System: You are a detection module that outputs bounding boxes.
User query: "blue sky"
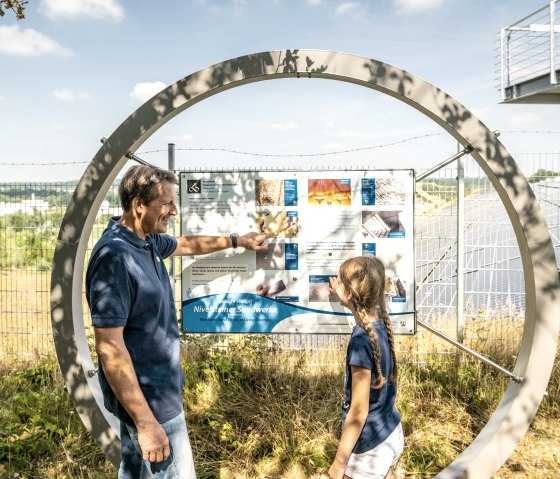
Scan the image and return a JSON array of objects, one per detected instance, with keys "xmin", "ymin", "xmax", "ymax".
[{"xmin": 1, "ymin": 0, "xmax": 558, "ymax": 182}]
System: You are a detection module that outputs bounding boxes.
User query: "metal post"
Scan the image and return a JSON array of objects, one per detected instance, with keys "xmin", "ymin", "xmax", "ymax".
[
  {"xmin": 506, "ymin": 31, "xmax": 512, "ymax": 92},
  {"xmin": 551, "ymin": 0, "xmax": 557, "ymax": 85},
  {"xmin": 417, "ymin": 319, "xmax": 523, "ymax": 383},
  {"xmin": 457, "ymin": 145, "xmax": 465, "ymax": 342},
  {"xmin": 500, "ymin": 28, "xmax": 506, "ymax": 101},
  {"xmin": 168, "ymin": 143, "xmax": 176, "ymax": 293},
  {"xmin": 125, "ymin": 151, "xmax": 151, "ymax": 165},
  {"xmin": 415, "ymin": 146, "xmax": 472, "ymax": 182}
]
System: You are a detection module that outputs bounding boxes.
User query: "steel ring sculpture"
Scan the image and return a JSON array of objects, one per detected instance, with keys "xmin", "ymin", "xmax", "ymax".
[{"xmin": 50, "ymin": 50, "xmax": 560, "ymax": 478}]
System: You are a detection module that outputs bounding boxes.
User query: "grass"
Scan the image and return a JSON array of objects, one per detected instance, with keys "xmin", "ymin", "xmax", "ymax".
[
  {"xmin": 1, "ymin": 331, "xmax": 559, "ymax": 479},
  {"xmin": 0, "ymin": 269, "xmax": 53, "ymax": 357},
  {"xmin": 0, "ymin": 359, "xmax": 113, "ymax": 478}
]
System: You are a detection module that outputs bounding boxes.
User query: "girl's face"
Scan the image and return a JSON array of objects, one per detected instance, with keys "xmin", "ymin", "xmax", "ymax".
[{"xmin": 329, "ymin": 274, "xmax": 352, "ymax": 308}]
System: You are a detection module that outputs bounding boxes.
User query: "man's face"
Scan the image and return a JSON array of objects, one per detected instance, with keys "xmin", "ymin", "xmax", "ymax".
[{"xmin": 140, "ymin": 181, "xmax": 178, "ymax": 235}]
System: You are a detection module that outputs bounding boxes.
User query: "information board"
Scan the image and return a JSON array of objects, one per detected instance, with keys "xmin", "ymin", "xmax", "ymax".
[{"xmin": 180, "ymin": 170, "xmax": 416, "ymax": 335}]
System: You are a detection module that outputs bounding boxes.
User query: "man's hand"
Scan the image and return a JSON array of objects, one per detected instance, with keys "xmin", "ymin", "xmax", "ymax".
[
  {"xmin": 137, "ymin": 421, "xmax": 170, "ymax": 463},
  {"xmin": 257, "ymin": 214, "xmax": 291, "ymax": 237},
  {"xmin": 238, "ymin": 231, "xmax": 273, "ymax": 251},
  {"xmin": 256, "ymin": 284, "xmax": 271, "ymax": 297},
  {"xmin": 94, "ymin": 326, "xmax": 170, "ymax": 463}
]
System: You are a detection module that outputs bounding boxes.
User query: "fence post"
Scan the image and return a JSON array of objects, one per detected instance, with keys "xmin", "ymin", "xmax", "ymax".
[
  {"xmin": 551, "ymin": 0, "xmax": 557, "ymax": 85},
  {"xmin": 168, "ymin": 143, "xmax": 176, "ymax": 293},
  {"xmin": 457, "ymin": 145, "xmax": 465, "ymax": 342},
  {"xmin": 500, "ymin": 27, "xmax": 506, "ymax": 101}
]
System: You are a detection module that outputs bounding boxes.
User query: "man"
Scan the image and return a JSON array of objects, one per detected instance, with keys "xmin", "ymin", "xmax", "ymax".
[{"xmin": 86, "ymin": 165, "xmax": 272, "ymax": 478}]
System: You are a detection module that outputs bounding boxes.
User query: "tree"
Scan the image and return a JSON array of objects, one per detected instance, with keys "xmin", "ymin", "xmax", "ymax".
[{"xmin": 0, "ymin": 1, "xmax": 28, "ymax": 20}]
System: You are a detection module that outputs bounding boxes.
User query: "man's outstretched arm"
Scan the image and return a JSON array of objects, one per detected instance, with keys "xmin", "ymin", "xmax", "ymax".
[{"xmin": 172, "ymin": 231, "xmax": 273, "ymax": 256}]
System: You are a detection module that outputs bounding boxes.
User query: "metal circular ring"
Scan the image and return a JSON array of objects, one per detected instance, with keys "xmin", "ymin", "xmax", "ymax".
[{"xmin": 50, "ymin": 49, "xmax": 560, "ymax": 477}]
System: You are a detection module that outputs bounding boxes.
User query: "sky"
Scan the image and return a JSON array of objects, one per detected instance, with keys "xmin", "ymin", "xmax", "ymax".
[{"xmin": 0, "ymin": 0, "xmax": 558, "ymax": 183}]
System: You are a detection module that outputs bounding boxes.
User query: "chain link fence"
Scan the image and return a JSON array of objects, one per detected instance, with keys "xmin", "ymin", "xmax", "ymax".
[{"xmin": 1, "ymin": 153, "xmax": 559, "ymax": 363}]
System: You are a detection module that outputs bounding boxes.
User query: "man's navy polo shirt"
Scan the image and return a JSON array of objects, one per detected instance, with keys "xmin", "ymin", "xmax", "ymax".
[
  {"xmin": 86, "ymin": 217, "xmax": 184, "ymax": 426},
  {"xmin": 343, "ymin": 324, "xmax": 401, "ymax": 453}
]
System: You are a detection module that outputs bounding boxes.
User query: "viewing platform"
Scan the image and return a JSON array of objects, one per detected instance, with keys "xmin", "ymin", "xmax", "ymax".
[{"xmin": 497, "ymin": 0, "xmax": 560, "ymax": 103}]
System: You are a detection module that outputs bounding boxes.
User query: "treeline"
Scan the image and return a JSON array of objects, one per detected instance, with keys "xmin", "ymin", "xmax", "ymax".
[
  {"xmin": 527, "ymin": 169, "xmax": 560, "ymax": 183},
  {"xmin": 0, "ymin": 184, "xmax": 74, "ymax": 205},
  {"xmin": 0, "ymin": 182, "xmax": 121, "ymax": 206},
  {"xmin": 419, "ymin": 171, "xmax": 560, "ymax": 192},
  {"xmin": 416, "ymin": 177, "xmax": 491, "ymax": 201}
]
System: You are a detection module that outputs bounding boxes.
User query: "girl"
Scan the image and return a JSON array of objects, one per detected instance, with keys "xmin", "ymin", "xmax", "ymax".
[{"xmin": 328, "ymin": 256, "xmax": 403, "ymax": 479}]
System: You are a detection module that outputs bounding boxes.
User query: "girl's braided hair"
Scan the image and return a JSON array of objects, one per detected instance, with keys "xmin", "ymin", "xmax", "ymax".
[{"xmin": 339, "ymin": 256, "xmax": 398, "ymax": 389}]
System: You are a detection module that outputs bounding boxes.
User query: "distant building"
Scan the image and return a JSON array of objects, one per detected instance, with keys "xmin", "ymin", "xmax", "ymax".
[
  {"xmin": 0, "ymin": 194, "xmax": 49, "ymax": 217},
  {"xmin": 98, "ymin": 200, "xmax": 122, "ymax": 217}
]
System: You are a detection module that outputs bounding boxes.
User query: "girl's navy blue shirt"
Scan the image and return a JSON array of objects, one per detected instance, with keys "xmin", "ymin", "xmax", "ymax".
[{"xmin": 343, "ymin": 323, "xmax": 401, "ymax": 453}]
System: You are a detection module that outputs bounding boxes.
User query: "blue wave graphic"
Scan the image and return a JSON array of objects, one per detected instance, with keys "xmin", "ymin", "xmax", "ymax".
[{"xmin": 182, "ymin": 293, "xmax": 413, "ymax": 333}]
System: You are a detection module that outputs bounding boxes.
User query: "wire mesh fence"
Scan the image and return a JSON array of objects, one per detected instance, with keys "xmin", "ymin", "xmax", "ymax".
[{"xmin": 1, "ymin": 153, "xmax": 559, "ymax": 365}]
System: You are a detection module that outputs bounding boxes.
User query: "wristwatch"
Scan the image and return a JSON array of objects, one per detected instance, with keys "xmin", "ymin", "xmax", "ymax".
[{"xmin": 230, "ymin": 233, "xmax": 239, "ymax": 249}]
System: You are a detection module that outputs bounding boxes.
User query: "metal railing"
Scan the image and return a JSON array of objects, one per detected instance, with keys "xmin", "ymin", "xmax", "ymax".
[{"xmin": 497, "ymin": 0, "xmax": 559, "ymax": 101}]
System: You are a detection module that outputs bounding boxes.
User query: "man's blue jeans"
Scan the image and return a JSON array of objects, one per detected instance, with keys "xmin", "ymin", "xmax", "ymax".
[{"xmin": 118, "ymin": 412, "xmax": 196, "ymax": 479}]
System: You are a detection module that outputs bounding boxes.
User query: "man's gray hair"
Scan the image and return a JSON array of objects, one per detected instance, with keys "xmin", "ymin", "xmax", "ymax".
[{"xmin": 119, "ymin": 165, "xmax": 178, "ymax": 212}]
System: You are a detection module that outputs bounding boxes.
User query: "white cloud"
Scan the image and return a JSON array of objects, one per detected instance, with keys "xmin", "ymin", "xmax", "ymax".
[
  {"xmin": 193, "ymin": 0, "xmax": 247, "ymax": 13},
  {"xmin": 52, "ymin": 88, "xmax": 91, "ymax": 101},
  {"xmin": 268, "ymin": 122, "xmax": 299, "ymax": 131},
  {"xmin": 129, "ymin": 81, "xmax": 167, "ymax": 103},
  {"xmin": 52, "ymin": 89, "xmax": 74, "ymax": 101},
  {"xmin": 307, "ymin": 0, "xmax": 323, "ymax": 5},
  {"xmin": 470, "ymin": 107, "xmax": 491, "ymax": 119},
  {"xmin": 337, "ymin": 129, "xmax": 363, "ymax": 138},
  {"xmin": 393, "ymin": 0, "xmax": 447, "ymax": 14},
  {"xmin": 322, "ymin": 142, "xmax": 343, "ymax": 149},
  {"xmin": 168, "ymin": 134, "xmax": 195, "ymax": 142},
  {"xmin": 335, "ymin": 2, "xmax": 361, "ymax": 16},
  {"xmin": 0, "ymin": 25, "xmax": 73, "ymax": 56},
  {"xmin": 39, "ymin": 0, "xmax": 125, "ymax": 21},
  {"xmin": 509, "ymin": 113, "xmax": 540, "ymax": 126}
]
